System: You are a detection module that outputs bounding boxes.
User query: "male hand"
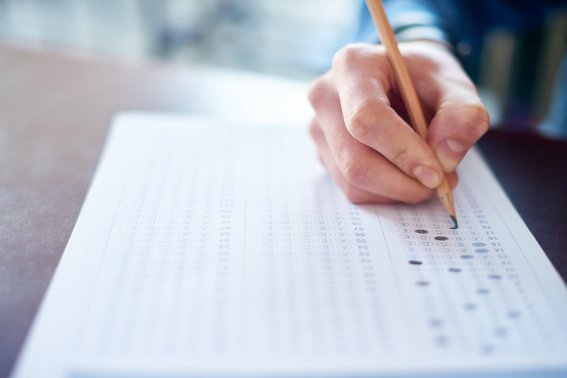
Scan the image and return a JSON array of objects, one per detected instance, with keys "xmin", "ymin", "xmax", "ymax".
[{"xmin": 308, "ymin": 41, "xmax": 489, "ymax": 204}]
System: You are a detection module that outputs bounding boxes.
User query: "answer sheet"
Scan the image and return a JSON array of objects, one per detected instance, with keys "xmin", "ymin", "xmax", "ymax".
[{"xmin": 14, "ymin": 114, "xmax": 567, "ymax": 377}]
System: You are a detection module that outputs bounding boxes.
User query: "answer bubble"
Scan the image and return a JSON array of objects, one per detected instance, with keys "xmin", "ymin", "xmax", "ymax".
[
  {"xmin": 429, "ymin": 318, "xmax": 443, "ymax": 328},
  {"xmin": 460, "ymin": 254, "xmax": 474, "ymax": 260},
  {"xmin": 416, "ymin": 280, "xmax": 430, "ymax": 287},
  {"xmin": 464, "ymin": 303, "xmax": 477, "ymax": 311},
  {"xmin": 448, "ymin": 267, "xmax": 462, "ymax": 273},
  {"xmin": 488, "ymin": 274, "xmax": 502, "ymax": 280},
  {"xmin": 408, "ymin": 260, "xmax": 423, "ymax": 265},
  {"xmin": 477, "ymin": 288, "xmax": 490, "ymax": 295},
  {"xmin": 472, "ymin": 242, "xmax": 486, "ymax": 247},
  {"xmin": 434, "ymin": 236, "xmax": 448, "ymax": 241},
  {"xmin": 475, "ymin": 248, "xmax": 490, "ymax": 253},
  {"xmin": 415, "ymin": 229, "xmax": 429, "ymax": 234},
  {"xmin": 435, "ymin": 335, "xmax": 449, "ymax": 347},
  {"xmin": 495, "ymin": 327, "xmax": 508, "ymax": 337}
]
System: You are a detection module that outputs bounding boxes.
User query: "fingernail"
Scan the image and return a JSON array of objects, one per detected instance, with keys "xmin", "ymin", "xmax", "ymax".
[
  {"xmin": 412, "ymin": 165, "xmax": 441, "ymax": 189},
  {"xmin": 436, "ymin": 139, "xmax": 465, "ymax": 172}
]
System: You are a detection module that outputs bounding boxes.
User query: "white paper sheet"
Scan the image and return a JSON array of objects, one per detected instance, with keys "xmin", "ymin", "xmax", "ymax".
[{"xmin": 14, "ymin": 113, "xmax": 567, "ymax": 377}]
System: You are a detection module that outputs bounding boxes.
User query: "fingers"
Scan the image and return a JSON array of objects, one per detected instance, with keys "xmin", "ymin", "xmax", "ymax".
[
  {"xmin": 398, "ymin": 42, "xmax": 490, "ymax": 173},
  {"xmin": 307, "ymin": 42, "xmax": 470, "ymax": 205},
  {"xmin": 308, "ymin": 119, "xmax": 392, "ymax": 204},
  {"xmin": 308, "ymin": 77, "xmax": 436, "ymax": 204},
  {"xmin": 330, "ymin": 44, "xmax": 444, "ymax": 189},
  {"xmin": 310, "ymin": 119, "xmax": 460, "ymax": 203},
  {"xmin": 427, "ymin": 97, "xmax": 490, "ymax": 173}
]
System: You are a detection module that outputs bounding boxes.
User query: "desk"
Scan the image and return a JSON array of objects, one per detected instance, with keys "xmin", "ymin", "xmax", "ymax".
[{"xmin": 1, "ymin": 43, "xmax": 566, "ymax": 377}]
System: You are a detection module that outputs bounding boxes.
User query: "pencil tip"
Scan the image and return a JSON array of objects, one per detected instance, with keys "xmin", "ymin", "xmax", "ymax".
[{"xmin": 450, "ymin": 215, "xmax": 458, "ymax": 229}]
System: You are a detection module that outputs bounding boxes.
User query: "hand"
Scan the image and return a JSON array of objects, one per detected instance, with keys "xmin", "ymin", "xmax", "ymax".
[{"xmin": 307, "ymin": 41, "xmax": 489, "ymax": 204}]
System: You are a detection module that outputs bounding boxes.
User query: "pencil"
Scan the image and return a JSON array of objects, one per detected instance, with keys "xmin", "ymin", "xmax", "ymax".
[{"xmin": 365, "ymin": 0, "xmax": 458, "ymax": 229}]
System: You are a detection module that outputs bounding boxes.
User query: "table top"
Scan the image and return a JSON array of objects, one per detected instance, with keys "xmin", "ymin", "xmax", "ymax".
[{"xmin": 1, "ymin": 42, "xmax": 566, "ymax": 377}]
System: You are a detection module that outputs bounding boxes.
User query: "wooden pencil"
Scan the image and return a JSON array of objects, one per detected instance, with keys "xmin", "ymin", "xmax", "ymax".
[{"xmin": 365, "ymin": 0, "xmax": 458, "ymax": 228}]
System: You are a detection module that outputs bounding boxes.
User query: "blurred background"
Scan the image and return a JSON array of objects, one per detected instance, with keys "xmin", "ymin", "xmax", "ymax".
[
  {"xmin": 0, "ymin": 0, "xmax": 565, "ymax": 138},
  {"xmin": 0, "ymin": 0, "xmax": 358, "ymax": 78}
]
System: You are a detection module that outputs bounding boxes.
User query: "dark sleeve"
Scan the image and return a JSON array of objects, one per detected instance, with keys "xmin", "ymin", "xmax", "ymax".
[
  {"xmin": 355, "ymin": 0, "xmax": 450, "ymax": 45},
  {"xmin": 354, "ymin": 0, "xmax": 564, "ymax": 79},
  {"xmin": 356, "ymin": 0, "xmax": 564, "ymax": 47}
]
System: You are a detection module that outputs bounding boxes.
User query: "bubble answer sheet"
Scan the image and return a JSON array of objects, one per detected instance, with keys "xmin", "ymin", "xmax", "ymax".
[{"xmin": 13, "ymin": 113, "xmax": 567, "ymax": 378}]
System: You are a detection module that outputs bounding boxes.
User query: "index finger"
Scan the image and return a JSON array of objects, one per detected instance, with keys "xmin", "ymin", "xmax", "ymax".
[{"xmin": 332, "ymin": 44, "xmax": 444, "ymax": 189}]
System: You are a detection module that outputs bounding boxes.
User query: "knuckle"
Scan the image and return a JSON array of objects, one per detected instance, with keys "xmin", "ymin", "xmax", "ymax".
[
  {"xmin": 391, "ymin": 144, "xmax": 412, "ymax": 168},
  {"xmin": 332, "ymin": 44, "xmax": 366, "ymax": 70},
  {"xmin": 345, "ymin": 104, "xmax": 376, "ymax": 141},
  {"xmin": 307, "ymin": 78, "xmax": 326, "ymax": 110},
  {"xmin": 461, "ymin": 103, "xmax": 490, "ymax": 139},
  {"xmin": 333, "ymin": 44, "xmax": 391, "ymax": 84},
  {"xmin": 340, "ymin": 156, "xmax": 369, "ymax": 188}
]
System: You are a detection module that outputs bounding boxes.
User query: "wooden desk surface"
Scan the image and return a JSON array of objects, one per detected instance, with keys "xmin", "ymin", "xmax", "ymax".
[{"xmin": 1, "ymin": 42, "xmax": 566, "ymax": 377}]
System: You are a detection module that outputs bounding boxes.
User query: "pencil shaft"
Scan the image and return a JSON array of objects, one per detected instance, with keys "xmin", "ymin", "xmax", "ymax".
[{"xmin": 365, "ymin": 0, "xmax": 457, "ymax": 221}]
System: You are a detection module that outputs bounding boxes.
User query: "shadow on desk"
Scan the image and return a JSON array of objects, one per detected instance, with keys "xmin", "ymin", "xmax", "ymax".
[{"xmin": 478, "ymin": 129, "xmax": 567, "ymax": 283}]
